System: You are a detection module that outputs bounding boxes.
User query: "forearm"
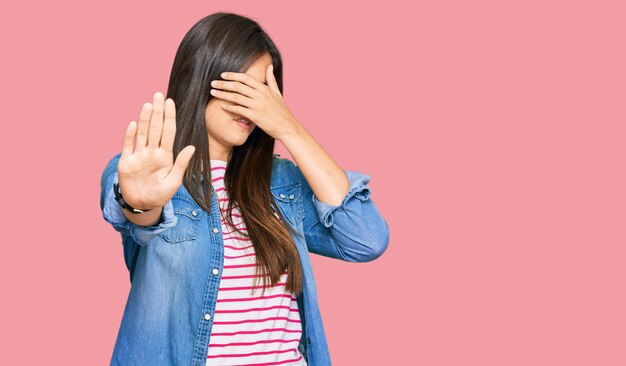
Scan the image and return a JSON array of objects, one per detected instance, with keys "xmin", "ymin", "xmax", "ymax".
[{"xmin": 279, "ymin": 122, "xmax": 349, "ymax": 207}]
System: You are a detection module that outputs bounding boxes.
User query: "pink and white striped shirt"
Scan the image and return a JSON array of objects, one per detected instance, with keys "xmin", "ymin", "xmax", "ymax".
[{"xmin": 206, "ymin": 159, "xmax": 307, "ymax": 366}]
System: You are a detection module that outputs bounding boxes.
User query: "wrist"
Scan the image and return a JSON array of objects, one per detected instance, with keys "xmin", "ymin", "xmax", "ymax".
[
  {"xmin": 113, "ymin": 182, "xmax": 154, "ymax": 214},
  {"xmin": 277, "ymin": 119, "xmax": 305, "ymax": 143}
]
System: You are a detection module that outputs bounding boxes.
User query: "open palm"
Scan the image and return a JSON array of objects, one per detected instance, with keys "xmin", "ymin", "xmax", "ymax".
[{"xmin": 117, "ymin": 92, "xmax": 196, "ymax": 211}]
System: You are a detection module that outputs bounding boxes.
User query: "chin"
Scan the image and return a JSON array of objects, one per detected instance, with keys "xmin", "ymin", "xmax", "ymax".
[{"xmin": 227, "ymin": 133, "xmax": 253, "ymax": 146}]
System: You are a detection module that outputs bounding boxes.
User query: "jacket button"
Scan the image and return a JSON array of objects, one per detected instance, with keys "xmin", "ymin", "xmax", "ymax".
[
  {"xmin": 280, "ymin": 194, "xmax": 285, "ymax": 198},
  {"xmin": 192, "ymin": 210, "xmax": 197, "ymax": 216},
  {"xmin": 212, "ymin": 268, "xmax": 219, "ymax": 275},
  {"xmin": 213, "ymin": 228, "xmax": 219, "ymax": 233},
  {"xmin": 289, "ymin": 194, "xmax": 295, "ymax": 200},
  {"xmin": 204, "ymin": 313, "xmax": 211, "ymax": 320}
]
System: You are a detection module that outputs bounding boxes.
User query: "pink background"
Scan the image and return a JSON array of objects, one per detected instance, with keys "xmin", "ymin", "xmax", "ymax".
[{"xmin": 2, "ymin": 1, "xmax": 625, "ymax": 365}]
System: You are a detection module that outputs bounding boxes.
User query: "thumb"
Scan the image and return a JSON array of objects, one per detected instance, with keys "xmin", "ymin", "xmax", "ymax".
[{"xmin": 169, "ymin": 145, "xmax": 196, "ymax": 186}]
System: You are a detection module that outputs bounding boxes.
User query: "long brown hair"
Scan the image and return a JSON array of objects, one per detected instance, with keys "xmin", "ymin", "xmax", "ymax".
[{"xmin": 165, "ymin": 12, "xmax": 302, "ymax": 295}]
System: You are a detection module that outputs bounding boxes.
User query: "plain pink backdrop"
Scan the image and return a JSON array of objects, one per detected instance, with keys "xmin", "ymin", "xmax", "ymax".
[{"xmin": 2, "ymin": 1, "xmax": 625, "ymax": 365}]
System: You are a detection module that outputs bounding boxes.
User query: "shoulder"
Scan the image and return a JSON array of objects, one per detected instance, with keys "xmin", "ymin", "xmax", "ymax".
[
  {"xmin": 107, "ymin": 151, "xmax": 122, "ymax": 166},
  {"xmin": 272, "ymin": 154, "xmax": 298, "ymax": 173},
  {"xmin": 271, "ymin": 154, "xmax": 300, "ymax": 186},
  {"xmin": 103, "ymin": 152, "xmax": 123, "ymax": 176},
  {"xmin": 101, "ymin": 152, "xmax": 122, "ymax": 186},
  {"xmin": 273, "ymin": 153, "xmax": 293, "ymax": 166}
]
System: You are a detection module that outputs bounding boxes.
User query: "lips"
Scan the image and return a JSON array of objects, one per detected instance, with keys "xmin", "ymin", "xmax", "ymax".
[{"xmin": 234, "ymin": 116, "xmax": 253, "ymax": 125}]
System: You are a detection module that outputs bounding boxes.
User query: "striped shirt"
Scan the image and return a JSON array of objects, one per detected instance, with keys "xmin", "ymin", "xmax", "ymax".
[{"xmin": 206, "ymin": 159, "xmax": 307, "ymax": 366}]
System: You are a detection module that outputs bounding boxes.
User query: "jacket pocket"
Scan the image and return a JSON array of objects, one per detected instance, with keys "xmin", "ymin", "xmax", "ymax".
[
  {"xmin": 271, "ymin": 182, "xmax": 304, "ymax": 226},
  {"xmin": 157, "ymin": 195, "xmax": 201, "ymax": 244}
]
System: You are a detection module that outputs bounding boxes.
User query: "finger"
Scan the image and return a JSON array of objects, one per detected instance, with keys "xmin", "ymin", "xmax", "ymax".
[
  {"xmin": 221, "ymin": 103, "xmax": 254, "ymax": 120},
  {"xmin": 121, "ymin": 121, "xmax": 137, "ymax": 158},
  {"xmin": 161, "ymin": 98, "xmax": 176, "ymax": 153},
  {"xmin": 148, "ymin": 91, "xmax": 165, "ymax": 148},
  {"xmin": 266, "ymin": 64, "xmax": 282, "ymax": 96},
  {"xmin": 220, "ymin": 71, "xmax": 264, "ymax": 91},
  {"xmin": 211, "ymin": 79, "xmax": 257, "ymax": 99},
  {"xmin": 168, "ymin": 145, "xmax": 196, "ymax": 187},
  {"xmin": 135, "ymin": 102, "xmax": 152, "ymax": 152},
  {"xmin": 210, "ymin": 88, "xmax": 256, "ymax": 109}
]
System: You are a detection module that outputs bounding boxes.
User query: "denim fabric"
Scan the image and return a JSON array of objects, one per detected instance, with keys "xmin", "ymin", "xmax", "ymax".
[{"xmin": 100, "ymin": 152, "xmax": 390, "ymax": 366}]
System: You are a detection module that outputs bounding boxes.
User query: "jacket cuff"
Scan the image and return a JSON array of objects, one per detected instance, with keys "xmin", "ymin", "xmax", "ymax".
[
  {"xmin": 311, "ymin": 169, "xmax": 372, "ymax": 228},
  {"xmin": 102, "ymin": 172, "xmax": 177, "ymax": 245}
]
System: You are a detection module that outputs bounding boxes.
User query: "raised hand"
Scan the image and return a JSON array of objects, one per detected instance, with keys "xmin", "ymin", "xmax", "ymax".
[
  {"xmin": 209, "ymin": 64, "xmax": 301, "ymax": 141},
  {"xmin": 117, "ymin": 91, "xmax": 196, "ymax": 211}
]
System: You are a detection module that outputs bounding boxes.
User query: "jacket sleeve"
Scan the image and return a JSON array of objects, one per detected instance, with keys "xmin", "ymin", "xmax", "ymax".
[
  {"xmin": 290, "ymin": 160, "xmax": 390, "ymax": 262},
  {"xmin": 99, "ymin": 152, "xmax": 177, "ymax": 246}
]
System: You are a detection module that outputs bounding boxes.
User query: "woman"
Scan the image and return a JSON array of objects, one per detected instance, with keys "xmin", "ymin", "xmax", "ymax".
[{"xmin": 100, "ymin": 12, "xmax": 390, "ymax": 366}]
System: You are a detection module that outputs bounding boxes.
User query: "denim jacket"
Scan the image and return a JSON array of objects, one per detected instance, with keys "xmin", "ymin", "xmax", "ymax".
[{"xmin": 99, "ymin": 152, "xmax": 390, "ymax": 366}]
